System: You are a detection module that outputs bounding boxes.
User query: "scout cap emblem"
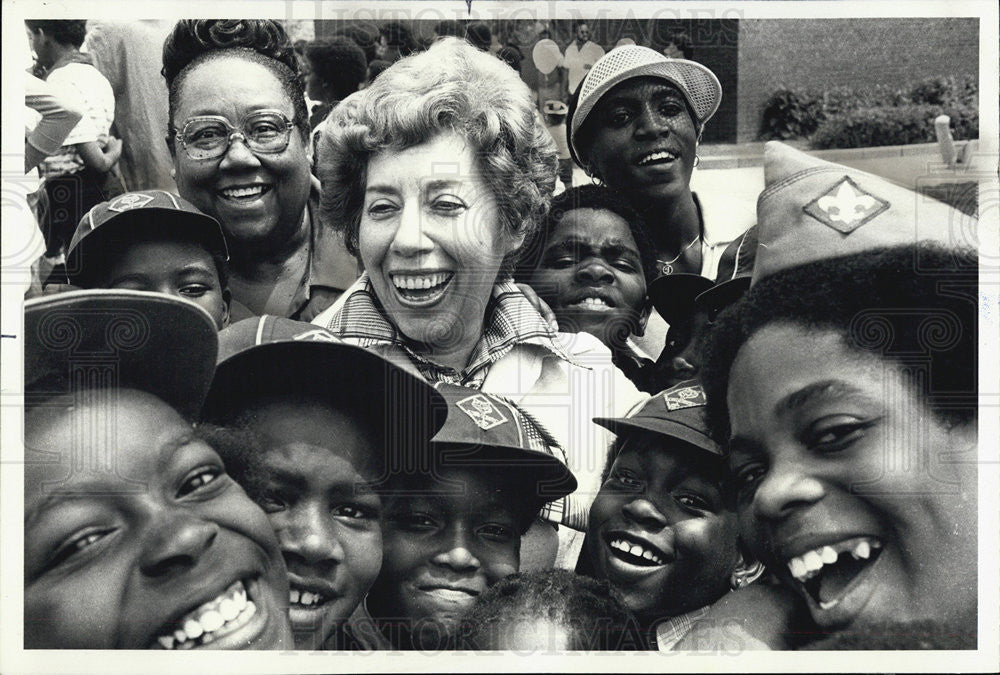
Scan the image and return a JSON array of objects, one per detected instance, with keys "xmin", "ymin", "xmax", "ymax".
[
  {"xmin": 456, "ymin": 393, "xmax": 509, "ymax": 430},
  {"xmin": 107, "ymin": 193, "xmax": 155, "ymax": 212},
  {"xmin": 803, "ymin": 176, "xmax": 891, "ymax": 234}
]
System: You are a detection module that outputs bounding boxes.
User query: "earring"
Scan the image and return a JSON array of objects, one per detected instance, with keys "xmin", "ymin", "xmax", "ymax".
[
  {"xmin": 730, "ymin": 561, "xmax": 765, "ymax": 590},
  {"xmin": 591, "ymin": 174, "xmax": 603, "ymax": 186},
  {"xmin": 693, "ymin": 154, "xmax": 701, "ymax": 168}
]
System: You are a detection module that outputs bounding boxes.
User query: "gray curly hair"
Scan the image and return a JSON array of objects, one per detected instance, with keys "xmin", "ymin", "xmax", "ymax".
[{"xmin": 315, "ymin": 37, "xmax": 558, "ymax": 273}]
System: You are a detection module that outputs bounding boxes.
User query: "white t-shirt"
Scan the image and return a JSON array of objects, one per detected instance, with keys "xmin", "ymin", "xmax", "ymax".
[
  {"xmin": 39, "ymin": 63, "xmax": 115, "ymax": 178},
  {"xmin": 562, "ymin": 40, "xmax": 605, "ymax": 95}
]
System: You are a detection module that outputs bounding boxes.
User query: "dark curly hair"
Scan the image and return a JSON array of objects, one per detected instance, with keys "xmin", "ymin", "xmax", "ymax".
[
  {"xmin": 162, "ymin": 19, "xmax": 308, "ymax": 140},
  {"xmin": 304, "ymin": 37, "xmax": 367, "ymax": 102},
  {"xmin": 24, "ymin": 20, "xmax": 87, "ymax": 48},
  {"xmin": 701, "ymin": 244, "xmax": 978, "ymax": 446},
  {"xmin": 515, "ymin": 184, "xmax": 660, "ymax": 285},
  {"xmin": 458, "ymin": 570, "xmax": 644, "ymax": 651}
]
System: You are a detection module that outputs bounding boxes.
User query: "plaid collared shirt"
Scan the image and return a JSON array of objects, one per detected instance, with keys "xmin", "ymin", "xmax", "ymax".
[
  {"xmin": 321, "ymin": 273, "xmax": 577, "ymax": 388},
  {"xmin": 653, "ymin": 606, "xmax": 711, "ymax": 651}
]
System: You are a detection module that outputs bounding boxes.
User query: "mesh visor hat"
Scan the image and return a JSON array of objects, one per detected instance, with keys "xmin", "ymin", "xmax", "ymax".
[{"xmin": 568, "ymin": 45, "xmax": 722, "ymax": 167}]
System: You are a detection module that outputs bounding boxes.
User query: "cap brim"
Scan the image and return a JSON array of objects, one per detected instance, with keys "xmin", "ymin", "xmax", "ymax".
[
  {"xmin": 202, "ymin": 340, "xmax": 446, "ymax": 448},
  {"xmin": 571, "ymin": 57, "xmax": 722, "ymax": 161},
  {"xmin": 647, "ymin": 273, "xmax": 715, "ymax": 322},
  {"xmin": 694, "ymin": 277, "xmax": 751, "ymax": 317},
  {"xmin": 66, "ymin": 208, "xmax": 229, "ymax": 286},
  {"xmin": 25, "ymin": 289, "xmax": 219, "ymax": 421},
  {"xmin": 430, "ymin": 441, "xmax": 578, "ymax": 502},
  {"xmin": 592, "ymin": 416, "xmax": 719, "ymax": 456}
]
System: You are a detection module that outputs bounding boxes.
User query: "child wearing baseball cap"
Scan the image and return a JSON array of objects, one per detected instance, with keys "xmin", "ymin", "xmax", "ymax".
[
  {"xmin": 364, "ymin": 383, "xmax": 578, "ymax": 650},
  {"xmin": 23, "ymin": 289, "xmax": 294, "ymax": 650},
  {"xmin": 199, "ymin": 315, "xmax": 446, "ymax": 650},
  {"xmin": 579, "ymin": 380, "xmax": 762, "ymax": 650},
  {"xmin": 64, "ymin": 190, "xmax": 244, "ymax": 329}
]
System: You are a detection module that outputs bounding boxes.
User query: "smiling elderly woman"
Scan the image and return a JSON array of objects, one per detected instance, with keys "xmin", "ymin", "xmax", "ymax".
[{"xmin": 313, "ymin": 38, "xmax": 643, "ymax": 570}]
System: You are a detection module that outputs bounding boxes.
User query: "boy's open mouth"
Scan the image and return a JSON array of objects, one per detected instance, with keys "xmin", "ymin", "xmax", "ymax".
[
  {"xmin": 151, "ymin": 577, "xmax": 259, "ymax": 650},
  {"xmin": 390, "ymin": 272, "xmax": 454, "ymax": 305},
  {"xmin": 785, "ymin": 536, "xmax": 883, "ymax": 610},
  {"xmin": 567, "ymin": 296, "xmax": 617, "ymax": 312},
  {"xmin": 604, "ymin": 532, "xmax": 669, "ymax": 568},
  {"xmin": 288, "ymin": 581, "xmax": 337, "ymax": 612}
]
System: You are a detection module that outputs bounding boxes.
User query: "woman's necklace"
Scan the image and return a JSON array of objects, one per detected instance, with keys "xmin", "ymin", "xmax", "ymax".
[{"xmin": 656, "ymin": 233, "xmax": 701, "ymax": 276}]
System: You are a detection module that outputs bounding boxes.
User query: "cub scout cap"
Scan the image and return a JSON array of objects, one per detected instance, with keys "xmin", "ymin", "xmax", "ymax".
[{"xmin": 593, "ymin": 380, "xmax": 719, "ymax": 456}]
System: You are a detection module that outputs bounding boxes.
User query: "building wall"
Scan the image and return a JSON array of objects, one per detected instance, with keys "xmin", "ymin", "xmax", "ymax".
[{"xmin": 736, "ymin": 18, "xmax": 979, "ymax": 142}]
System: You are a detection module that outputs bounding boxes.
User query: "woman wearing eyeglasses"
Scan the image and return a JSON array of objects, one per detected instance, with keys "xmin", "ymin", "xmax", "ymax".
[{"xmin": 162, "ymin": 20, "xmax": 358, "ymax": 320}]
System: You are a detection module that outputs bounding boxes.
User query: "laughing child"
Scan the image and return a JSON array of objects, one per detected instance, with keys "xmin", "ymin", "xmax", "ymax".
[
  {"xmin": 364, "ymin": 383, "xmax": 578, "ymax": 650},
  {"xmin": 579, "ymin": 380, "xmax": 762, "ymax": 650},
  {"xmin": 698, "ymin": 141, "xmax": 978, "ymax": 649},
  {"xmin": 199, "ymin": 316, "xmax": 445, "ymax": 650},
  {"xmin": 516, "ymin": 185, "xmax": 660, "ymax": 392},
  {"xmin": 23, "ymin": 290, "xmax": 293, "ymax": 650}
]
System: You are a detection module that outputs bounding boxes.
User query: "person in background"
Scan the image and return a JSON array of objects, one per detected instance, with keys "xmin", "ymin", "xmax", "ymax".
[
  {"xmin": 542, "ymin": 99, "xmax": 573, "ymax": 188},
  {"xmin": 25, "ymin": 19, "xmax": 122, "ymax": 263},
  {"xmin": 560, "ymin": 21, "xmax": 604, "ymax": 96},
  {"xmin": 376, "ymin": 21, "xmax": 418, "ymax": 62},
  {"xmin": 85, "ymin": 20, "xmax": 176, "ymax": 191},
  {"xmin": 466, "ymin": 21, "xmax": 493, "ymax": 52},
  {"xmin": 303, "ymin": 37, "xmax": 367, "ymax": 131},
  {"xmin": 662, "ymin": 31, "xmax": 693, "ymax": 60},
  {"xmin": 162, "ymin": 19, "xmax": 358, "ymax": 321},
  {"xmin": 365, "ymin": 59, "xmax": 391, "ymax": 85}
]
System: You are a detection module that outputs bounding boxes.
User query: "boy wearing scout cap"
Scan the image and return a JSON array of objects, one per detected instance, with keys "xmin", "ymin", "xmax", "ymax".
[
  {"xmin": 580, "ymin": 380, "xmax": 762, "ymax": 651},
  {"xmin": 64, "ymin": 189, "xmax": 243, "ymax": 329},
  {"xmin": 543, "ymin": 98, "xmax": 574, "ymax": 188},
  {"xmin": 697, "ymin": 141, "xmax": 978, "ymax": 649},
  {"xmin": 365, "ymin": 383, "xmax": 578, "ymax": 650},
  {"xmin": 199, "ymin": 315, "xmax": 446, "ymax": 650},
  {"xmin": 23, "ymin": 290, "xmax": 294, "ymax": 650}
]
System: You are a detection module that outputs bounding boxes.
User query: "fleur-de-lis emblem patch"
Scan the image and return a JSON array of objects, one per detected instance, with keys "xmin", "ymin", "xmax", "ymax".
[
  {"xmin": 804, "ymin": 176, "xmax": 890, "ymax": 234},
  {"xmin": 663, "ymin": 384, "xmax": 706, "ymax": 411},
  {"xmin": 107, "ymin": 193, "xmax": 154, "ymax": 212},
  {"xmin": 456, "ymin": 394, "xmax": 508, "ymax": 430}
]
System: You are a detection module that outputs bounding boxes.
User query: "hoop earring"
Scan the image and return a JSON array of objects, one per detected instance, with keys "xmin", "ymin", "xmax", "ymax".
[
  {"xmin": 730, "ymin": 561, "xmax": 765, "ymax": 590},
  {"xmin": 591, "ymin": 173, "xmax": 603, "ymax": 186},
  {"xmin": 693, "ymin": 154, "xmax": 701, "ymax": 168}
]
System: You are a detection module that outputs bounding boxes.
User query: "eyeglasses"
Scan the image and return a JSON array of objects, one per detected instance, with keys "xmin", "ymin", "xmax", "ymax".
[{"xmin": 175, "ymin": 110, "xmax": 295, "ymax": 161}]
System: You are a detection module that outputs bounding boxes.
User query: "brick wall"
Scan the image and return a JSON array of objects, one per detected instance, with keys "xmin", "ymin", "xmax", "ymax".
[{"xmin": 736, "ymin": 18, "xmax": 979, "ymax": 142}]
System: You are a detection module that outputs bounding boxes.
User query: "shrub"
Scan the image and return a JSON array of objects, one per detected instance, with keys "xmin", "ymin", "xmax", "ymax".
[
  {"xmin": 810, "ymin": 102, "xmax": 979, "ymax": 149},
  {"xmin": 760, "ymin": 75, "xmax": 979, "ymax": 147},
  {"xmin": 759, "ymin": 89, "xmax": 824, "ymax": 140}
]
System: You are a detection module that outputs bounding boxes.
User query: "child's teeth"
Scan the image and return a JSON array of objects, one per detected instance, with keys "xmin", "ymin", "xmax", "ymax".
[
  {"xmin": 803, "ymin": 550, "xmax": 823, "ymax": 572},
  {"xmin": 289, "ymin": 589, "xmax": 300, "ymax": 604},
  {"xmin": 789, "ymin": 557, "xmax": 807, "ymax": 580},
  {"xmin": 158, "ymin": 635, "xmax": 175, "ymax": 650},
  {"xmin": 629, "ymin": 544, "xmax": 643, "ymax": 557},
  {"xmin": 853, "ymin": 540, "xmax": 871, "ymax": 559},
  {"xmin": 174, "ymin": 628, "xmax": 187, "ymax": 644},
  {"xmin": 219, "ymin": 598, "xmax": 239, "ymax": 622},
  {"xmin": 183, "ymin": 618, "xmax": 204, "ymax": 640},
  {"xmin": 821, "ymin": 546, "xmax": 838, "ymax": 564},
  {"xmin": 642, "ymin": 550, "xmax": 654, "ymax": 560}
]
